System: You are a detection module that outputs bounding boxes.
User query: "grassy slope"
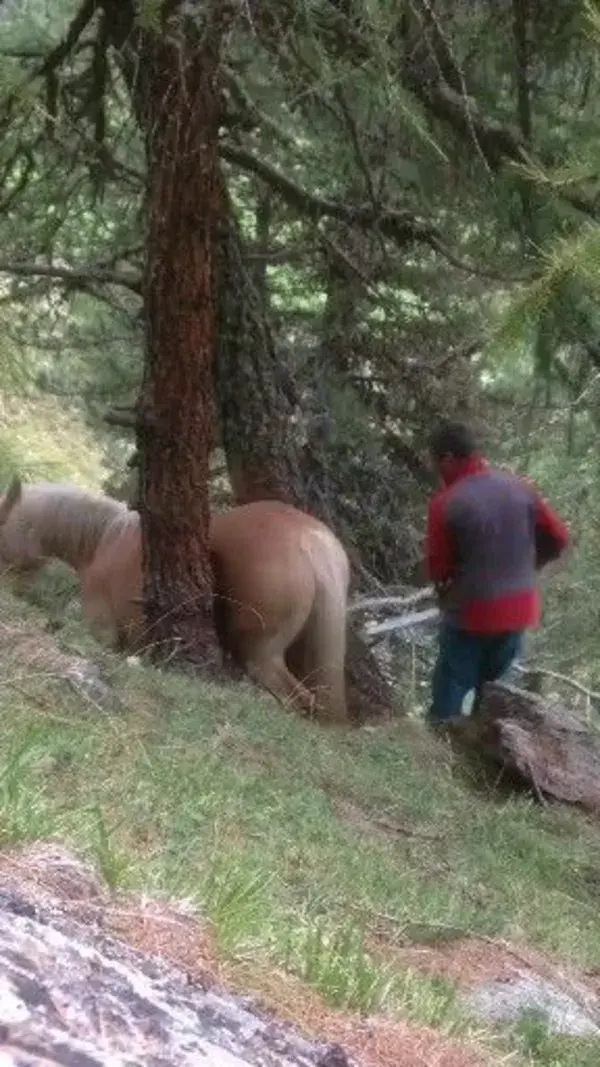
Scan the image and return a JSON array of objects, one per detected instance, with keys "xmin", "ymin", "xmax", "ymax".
[
  {"xmin": 2, "ymin": 587, "xmax": 600, "ymax": 1067},
  {"xmin": 1, "ymin": 398, "xmax": 599, "ymax": 1066}
]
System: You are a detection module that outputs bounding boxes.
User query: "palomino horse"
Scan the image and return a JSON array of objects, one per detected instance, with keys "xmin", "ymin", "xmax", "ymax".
[{"xmin": 0, "ymin": 478, "xmax": 350, "ymax": 721}]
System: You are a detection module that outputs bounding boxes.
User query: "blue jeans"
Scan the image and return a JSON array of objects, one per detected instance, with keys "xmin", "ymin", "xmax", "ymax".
[{"xmin": 429, "ymin": 624, "xmax": 523, "ymax": 723}]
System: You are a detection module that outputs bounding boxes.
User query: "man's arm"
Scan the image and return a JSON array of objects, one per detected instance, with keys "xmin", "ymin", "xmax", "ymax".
[
  {"xmin": 425, "ymin": 495, "xmax": 455, "ymax": 584},
  {"xmin": 533, "ymin": 492, "xmax": 570, "ymax": 568}
]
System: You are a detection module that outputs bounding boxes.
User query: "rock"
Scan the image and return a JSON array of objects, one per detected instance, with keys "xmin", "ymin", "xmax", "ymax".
[
  {"xmin": 447, "ymin": 682, "xmax": 600, "ymax": 812},
  {"xmin": 0, "ymin": 866, "xmax": 353, "ymax": 1067},
  {"xmin": 2, "ymin": 625, "xmax": 119, "ymax": 712},
  {"xmin": 465, "ymin": 970, "xmax": 600, "ymax": 1036},
  {"xmin": 61, "ymin": 655, "xmax": 117, "ymax": 710}
]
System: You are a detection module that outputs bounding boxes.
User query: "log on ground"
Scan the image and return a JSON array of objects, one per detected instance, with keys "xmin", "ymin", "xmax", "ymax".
[{"xmin": 447, "ymin": 682, "xmax": 600, "ymax": 813}]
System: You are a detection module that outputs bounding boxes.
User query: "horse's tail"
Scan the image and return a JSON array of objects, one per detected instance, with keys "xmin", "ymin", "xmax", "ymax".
[
  {"xmin": 303, "ymin": 529, "xmax": 350, "ymax": 721},
  {"xmin": 0, "ymin": 476, "xmax": 22, "ymax": 527}
]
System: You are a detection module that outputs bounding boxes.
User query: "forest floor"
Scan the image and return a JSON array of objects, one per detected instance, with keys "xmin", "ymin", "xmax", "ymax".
[{"xmin": 1, "ymin": 580, "xmax": 600, "ymax": 1067}]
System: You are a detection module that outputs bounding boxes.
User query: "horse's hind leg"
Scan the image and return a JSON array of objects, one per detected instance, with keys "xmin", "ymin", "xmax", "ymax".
[
  {"xmin": 285, "ymin": 635, "xmax": 329, "ymax": 712},
  {"xmin": 243, "ymin": 643, "xmax": 317, "ymax": 717}
]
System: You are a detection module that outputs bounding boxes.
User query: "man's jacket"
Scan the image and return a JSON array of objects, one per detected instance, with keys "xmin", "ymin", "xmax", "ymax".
[{"xmin": 425, "ymin": 456, "xmax": 569, "ymax": 633}]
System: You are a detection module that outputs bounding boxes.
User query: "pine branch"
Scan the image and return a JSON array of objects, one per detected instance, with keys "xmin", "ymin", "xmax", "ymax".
[
  {"xmin": 0, "ymin": 147, "xmax": 35, "ymax": 213},
  {"xmin": 0, "ymin": 0, "xmax": 99, "ymax": 135},
  {"xmin": 268, "ymin": 2, "xmax": 525, "ymax": 173},
  {"xmin": 104, "ymin": 407, "xmax": 139, "ymax": 429},
  {"xmin": 404, "ymin": 75, "xmax": 525, "ymax": 171},
  {"xmin": 223, "ymin": 142, "xmax": 536, "ymax": 281},
  {"xmin": 0, "ymin": 261, "xmax": 142, "ymax": 295},
  {"xmin": 221, "ymin": 141, "xmax": 441, "ymax": 245},
  {"xmin": 36, "ymin": 0, "xmax": 99, "ymax": 81}
]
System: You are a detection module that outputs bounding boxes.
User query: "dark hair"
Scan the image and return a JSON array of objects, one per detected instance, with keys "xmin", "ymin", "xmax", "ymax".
[{"xmin": 429, "ymin": 420, "xmax": 477, "ymax": 460}]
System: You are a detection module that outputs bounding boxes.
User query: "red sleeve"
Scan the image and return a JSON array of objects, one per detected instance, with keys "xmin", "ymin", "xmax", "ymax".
[
  {"xmin": 424, "ymin": 494, "xmax": 455, "ymax": 583},
  {"xmin": 517, "ymin": 475, "xmax": 569, "ymax": 560},
  {"xmin": 534, "ymin": 493, "xmax": 570, "ymax": 559}
]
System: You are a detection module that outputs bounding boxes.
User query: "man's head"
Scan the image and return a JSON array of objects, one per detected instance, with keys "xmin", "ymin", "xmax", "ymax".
[{"xmin": 428, "ymin": 421, "xmax": 479, "ymax": 485}]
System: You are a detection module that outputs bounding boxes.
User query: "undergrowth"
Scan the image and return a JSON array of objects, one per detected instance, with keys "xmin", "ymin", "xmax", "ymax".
[{"xmin": 0, "ymin": 588, "xmax": 599, "ymax": 1066}]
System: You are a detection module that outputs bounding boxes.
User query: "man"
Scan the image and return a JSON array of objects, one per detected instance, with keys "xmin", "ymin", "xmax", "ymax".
[{"xmin": 424, "ymin": 421, "xmax": 569, "ymax": 725}]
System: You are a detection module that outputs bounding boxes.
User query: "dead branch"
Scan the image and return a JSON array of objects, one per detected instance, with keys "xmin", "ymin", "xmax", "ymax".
[
  {"xmin": 244, "ymin": 241, "xmax": 316, "ymax": 264},
  {"xmin": 513, "ymin": 663, "xmax": 600, "ymax": 703},
  {"xmin": 0, "ymin": 148, "xmax": 35, "ymax": 213},
  {"xmin": 332, "ymin": 83, "xmax": 378, "ymax": 206},
  {"xmin": 222, "ymin": 67, "xmax": 299, "ymax": 147},
  {"xmin": 349, "ymin": 588, "xmax": 434, "ymax": 614},
  {"xmin": 364, "ymin": 607, "xmax": 440, "ymax": 637},
  {"xmin": 104, "ymin": 407, "xmax": 138, "ymax": 429},
  {"xmin": 0, "ymin": 261, "xmax": 142, "ymax": 295},
  {"xmin": 220, "ymin": 141, "xmax": 441, "ymax": 246},
  {"xmin": 36, "ymin": 0, "xmax": 98, "ymax": 82}
]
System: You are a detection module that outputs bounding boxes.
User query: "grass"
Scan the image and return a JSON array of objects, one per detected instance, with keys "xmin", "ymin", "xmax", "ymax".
[
  {"xmin": 1, "ymin": 589, "xmax": 600, "ymax": 1065},
  {"xmin": 513, "ymin": 1018, "xmax": 600, "ymax": 1067},
  {"xmin": 0, "ymin": 390, "xmax": 109, "ymax": 488}
]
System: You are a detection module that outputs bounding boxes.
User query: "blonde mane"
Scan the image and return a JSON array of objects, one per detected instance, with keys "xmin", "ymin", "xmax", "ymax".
[{"xmin": 0, "ymin": 482, "xmax": 134, "ymax": 573}]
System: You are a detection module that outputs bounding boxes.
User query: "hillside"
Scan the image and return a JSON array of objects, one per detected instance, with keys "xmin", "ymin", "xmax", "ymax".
[
  {"xmin": 0, "ymin": 392, "xmax": 111, "ymax": 489},
  {"xmin": 0, "ymin": 568, "xmax": 599, "ymax": 1067},
  {"xmin": 0, "ymin": 398, "xmax": 598, "ymax": 1064}
]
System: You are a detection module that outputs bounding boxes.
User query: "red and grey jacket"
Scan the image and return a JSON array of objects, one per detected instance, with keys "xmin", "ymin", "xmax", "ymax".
[{"xmin": 424, "ymin": 456, "xmax": 570, "ymax": 634}]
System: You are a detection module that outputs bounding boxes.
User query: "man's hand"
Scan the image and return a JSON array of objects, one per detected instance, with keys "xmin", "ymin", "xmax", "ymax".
[{"xmin": 434, "ymin": 578, "xmax": 454, "ymax": 607}]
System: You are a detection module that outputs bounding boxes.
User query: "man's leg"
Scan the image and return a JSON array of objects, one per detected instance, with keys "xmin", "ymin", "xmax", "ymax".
[
  {"xmin": 472, "ymin": 631, "xmax": 524, "ymax": 715},
  {"xmin": 428, "ymin": 624, "xmax": 482, "ymax": 724}
]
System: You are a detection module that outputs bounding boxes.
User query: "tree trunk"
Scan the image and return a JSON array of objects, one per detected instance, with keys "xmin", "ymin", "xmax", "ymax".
[
  {"xmin": 104, "ymin": 5, "xmax": 227, "ymax": 669},
  {"xmin": 251, "ymin": 182, "xmax": 272, "ymax": 311},
  {"xmin": 214, "ymin": 196, "xmax": 305, "ymax": 505},
  {"xmin": 214, "ymin": 210, "xmax": 403, "ymax": 722}
]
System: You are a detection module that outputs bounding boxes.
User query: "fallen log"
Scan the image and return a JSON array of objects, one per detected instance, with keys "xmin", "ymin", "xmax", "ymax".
[{"xmin": 446, "ymin": 682, "xmax": 600, "ymax": 813}]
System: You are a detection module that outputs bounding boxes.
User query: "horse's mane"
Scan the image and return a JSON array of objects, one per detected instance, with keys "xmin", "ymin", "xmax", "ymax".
[{"xmin": 7, "ymin": 483, "xmax": 136, "ymax": 568}]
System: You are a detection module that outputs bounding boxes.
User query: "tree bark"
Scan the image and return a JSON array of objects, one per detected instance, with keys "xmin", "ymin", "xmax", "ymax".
[
  {"xmin": 214, "ymin": 194, "xmax": 305, "ymax": 505},
  {"xmin": 251, "ymin": 182, "xmax": 272, "ymax": 310},
  {"xmin": 214, "ymin": 210, "xmax": 403, "ymax": 722},
  {"xmin": 140, "ymin": 44, "xmax": 222, "ymax": 666},
  {"xmin": 103, "ymin": 3, "xmax": 227, "ymax": 669}
]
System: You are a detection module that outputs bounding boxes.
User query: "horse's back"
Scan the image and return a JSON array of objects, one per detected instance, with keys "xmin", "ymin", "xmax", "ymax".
[{"xmin": 210, "ymin": 500, "xmax": 341, "ymax": 595}]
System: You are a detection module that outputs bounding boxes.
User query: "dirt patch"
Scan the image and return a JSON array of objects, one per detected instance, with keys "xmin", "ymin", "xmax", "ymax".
[
  {"xmin": 227, "ymin": 961, "xmax": 489, "ymax": 1067},
  {"xmin": 369, "ymin": 927, "xmax": 600, "ymax": 1024},
  {"xmin": 102, "ymin": 897, "xmax": 221, "ymax": 987},
  {"xmin": 0, "ymin": 841, "xmax": 222, "ymax": 983},
  {"xmin": 329, "ymin": 793, "xmax": 444, "ymax": 848}
]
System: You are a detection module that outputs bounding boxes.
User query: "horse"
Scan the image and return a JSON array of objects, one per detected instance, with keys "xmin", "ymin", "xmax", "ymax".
[{"xmin": 0, "ymin": 478, "xmax": 350, "ymax": 721}]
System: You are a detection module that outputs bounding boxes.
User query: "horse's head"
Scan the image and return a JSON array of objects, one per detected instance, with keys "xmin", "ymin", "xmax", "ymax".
[{"xmin": 0, "ymin": 475, "xmax": 22, "ymax": 527}]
